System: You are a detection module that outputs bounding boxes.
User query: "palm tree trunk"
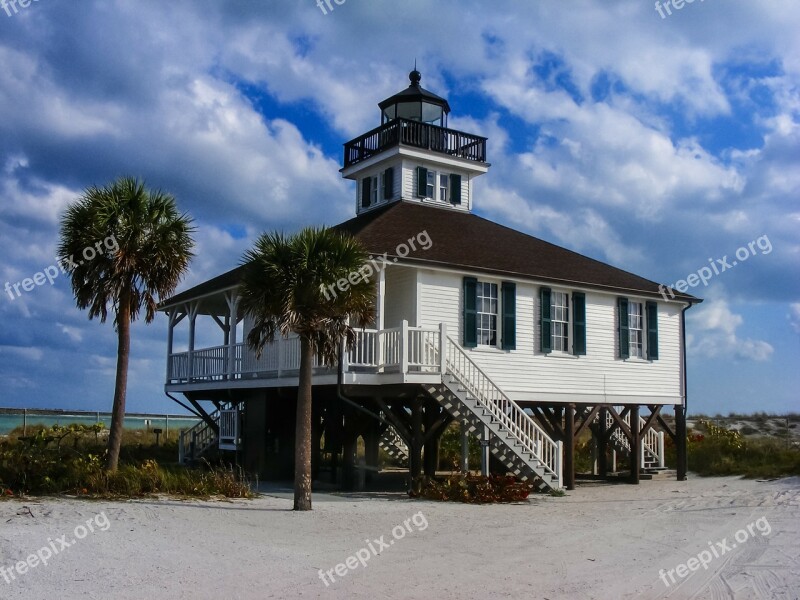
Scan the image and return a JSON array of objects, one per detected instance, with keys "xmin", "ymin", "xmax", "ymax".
[
  {"xmin": 293, "ymin": 336, "xmax": 314, "ymax": 511},
  {"xmin": 105, "ymin": 289, "xmax": 131, "ymax": 472}
]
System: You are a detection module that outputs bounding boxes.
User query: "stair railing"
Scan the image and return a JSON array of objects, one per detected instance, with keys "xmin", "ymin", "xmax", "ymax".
[
  {"xmin": 178, "ymin": 410, "xmax": 220, "ymax": 463},
  {"xmin": 444, "ymin": 335, "xmax": 562, "ymax": 487}
]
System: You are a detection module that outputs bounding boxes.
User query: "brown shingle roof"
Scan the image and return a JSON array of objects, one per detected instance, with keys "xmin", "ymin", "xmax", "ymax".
[{"xmin": 161, "ymin": 201, "xmax": 699, "ymax": 308}]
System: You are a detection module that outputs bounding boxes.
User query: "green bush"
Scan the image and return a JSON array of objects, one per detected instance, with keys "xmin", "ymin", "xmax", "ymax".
[
  {"xmin": 0, "ymin": 423, "xmax": 251, "ymax": 499},
  {"xmin": 437, "ymin": 422, "xmax": 481, "ymax": 470},
  {"xmin": 684, "ymin": 420, "xmax": 800, "ymax": 478}
]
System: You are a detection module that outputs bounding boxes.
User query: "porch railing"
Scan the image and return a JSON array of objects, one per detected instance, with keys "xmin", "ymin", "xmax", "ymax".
[
  {"xmin": 167, "ymin": 323, "xmax": 441, "ymax": 384},
  {"xmin": 343, "ymin": 118, "xmax": 487, "ymax": 168}
]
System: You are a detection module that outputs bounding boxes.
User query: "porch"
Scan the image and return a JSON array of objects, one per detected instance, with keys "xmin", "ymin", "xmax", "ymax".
[{"xmin": 165, "ymin": 321, "xmax": 445, "ymax": 390}]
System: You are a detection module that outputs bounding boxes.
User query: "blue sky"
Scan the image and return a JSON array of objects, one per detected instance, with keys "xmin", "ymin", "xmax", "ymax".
[{"xmin": 0, "ymin": 0, "xmax": 797, "ymax": 416}]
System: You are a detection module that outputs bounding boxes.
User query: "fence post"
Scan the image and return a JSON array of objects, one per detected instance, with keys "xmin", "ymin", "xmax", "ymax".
[{"xmin": 23, "ymin": 409, "xmax": 27, "ymax": 437}]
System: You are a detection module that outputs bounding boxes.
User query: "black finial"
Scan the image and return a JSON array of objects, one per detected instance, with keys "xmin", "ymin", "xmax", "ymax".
[{"xmin": 409, "ymin": 62, "xmax": 421, "ymax": 87}]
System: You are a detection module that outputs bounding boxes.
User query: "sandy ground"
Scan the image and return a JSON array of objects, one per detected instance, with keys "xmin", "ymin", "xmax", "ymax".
[{"xmin": 1, "ymin": 476, "xmax": 798, "ymax": 600}]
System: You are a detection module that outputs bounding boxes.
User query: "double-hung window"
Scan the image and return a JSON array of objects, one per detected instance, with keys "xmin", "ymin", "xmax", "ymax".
[
  {"xmin": 551, "ymin": 291, "xmax": 570, "ymax": 352},
  {"xmin": 541, "ymin": 288, "xmax": 586, "ymax": 356},
  {"xmin": 476, "ymin": 282, "xmax": 498, "ymax": 347},
  {"xmin": 416, "ymin": 166, "xmax": 462, "ymax": 205},
  {"xmin": 438, "ymin": 173, "xmax": 449, "ymax": 202},
  {"xmin": 618, "ymin": 298, "xmax": 657, "ymax": 360},
  {"xmin": 628, "ymin": 301, "xmax": 644, "ymax": 358}
]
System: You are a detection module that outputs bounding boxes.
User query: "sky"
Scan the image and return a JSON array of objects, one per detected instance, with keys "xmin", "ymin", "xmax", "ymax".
[{"xmin": 0, "ymin": 0, "xmax": 798, "ymax": 416}]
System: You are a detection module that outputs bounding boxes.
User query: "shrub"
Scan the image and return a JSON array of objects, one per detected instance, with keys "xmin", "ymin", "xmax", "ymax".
[
  {"xmin": 0, "ymin": 424, "xmax": 251, "ymax": 499},
  {"xmin": 685, "ymin": 419, "xmax": 800, "ymax": 478},
  {"xmin": 410, "ymin": 473, "xmax": 533, "ymax": 503}
]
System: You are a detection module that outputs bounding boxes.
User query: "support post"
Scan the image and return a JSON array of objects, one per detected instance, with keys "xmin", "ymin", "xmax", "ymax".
[
  {"xmin": 598, "ymin": 407, "xmax": 608, "ymax": 477},
  {"xmin": 630, "ymin": 405, "xmax": 641, "ymax": 484},
  {"xmin": 409, "ymin": 397, "xmax": 423, "ymax": 482},
  {"xmin": 658, "ymin": 431, "xmax": 665, "ymax": 469},
  {"xmin": 480, "ymin": 425, "xmax": 490, "ymax": 477},
  {"xmin": 564, "ymin": 403, "xmax": 576, "ymax": 490},
  {"xmin": 187, "ymin": 304, "xmax": 198, "ymax": 382},
  {"xmin": 377, "ymin": 267, "xmax": 385, "ymax": 331},
  {"xmin": 400, "ymin": 320, "xmax": 409, "ymax": 374},
  {"xmin": 676, "ymin": 405, "xmax": 687, "ymax": 481},
  {"xmin": 366, "ymin": 421, "xmax": 380, "ymax": 483},
  {"xmin": 423, "ymin": 404, "xmax": 440, "ymax": 477},
  {"xmin": 377, "ymin": 269, "xmax": 385, "ymax": 370},
  {"xmin": 460, "ymin": 419, "xmax": 469, "ymax": 474},
  {"xmin": 226, "ymin": 292, "xmax": 239, "ymax": 381},
  {"xmin": 439, "ymin": 323, "xmax": 447, "ymax": 375}
]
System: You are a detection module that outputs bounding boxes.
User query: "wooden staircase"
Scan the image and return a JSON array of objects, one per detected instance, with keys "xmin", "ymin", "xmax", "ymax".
[
  {"xmin": 178, "ymin": 406, "xmax": 239, "ymax": 464},
  {"xmin": 378, "ymin": 424, "xmax": 410, "ymax": 465},
  {"xmin": 587, "ymin": 409, "xmax": 665, "ymax": 473},
  {"xmin": 423, "ymin": 335, "xmax": 563, "ymax": 491}
]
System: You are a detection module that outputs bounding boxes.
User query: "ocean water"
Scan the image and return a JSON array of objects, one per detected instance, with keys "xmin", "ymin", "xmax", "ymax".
[{"xmin": 0, "ymin": 413, "xmax": 200, "ymax": 435}]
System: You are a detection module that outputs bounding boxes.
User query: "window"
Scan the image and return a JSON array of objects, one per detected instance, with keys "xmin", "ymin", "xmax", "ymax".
[
  {"xmin": 476, "ymin": 282, "xmax": 498, "ymax": 346},
  {"xmin": 551, "ymin": 291, "xmax": 570, "ymax": 352},
  {"xmin": 426, "ymin": 170, "xmax": 436, "ymax": 198},
  {"xmin": 370, "ymin": 175, "xmax": 379, "ymax": 205},
  {"xmin": 416, "ymin": 167, "xmax": 461, "ymax": 205},
  {"xmin": 361, "ymin": 168, "xmax": 394, "ymax": 209},
  {"xmin": 628, "ymin": 301, "xmax": 644, "ymax": 358},
  {"xmin": 541, "ymin": 288, "xmax": 586, "ymax": 356},
  {"xmin": 618, "ymin": 298, "xmax": 658, "ymax": 360},
  {"xmin": 438, "ymin": 173, "xmax": 449, "ymax": 202}
]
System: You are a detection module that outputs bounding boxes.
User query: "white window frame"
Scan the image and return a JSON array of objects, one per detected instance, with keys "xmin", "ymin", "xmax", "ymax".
[
  {"xmin": 425, "ymin": 169, "xmax": 436, "ymax": 199},
  {"xmin": 419, "ymin": 168, "xmax": 455, "ymax": 203},
  {"xmin": 476, "ymin": 281, "xmax": 498, "ymax": 347},
  {"xmin": 551, "ymin": 290, "xmax": 570, "ymax": 353},
  {"xmin": 628, "ymin": 301, "xmax": 644, "ymax": 359},
  {"xmin": 370, "ymin": 175, "xmax": 379, "ymax": 205},
  {"xmin": 438, "ymin": 173, "xmax": 449, "ymax": 202}
]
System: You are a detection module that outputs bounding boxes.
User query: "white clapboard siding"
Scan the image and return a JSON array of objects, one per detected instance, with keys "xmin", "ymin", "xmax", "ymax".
[
  {"xmin": 383, "ymin": 266, "xmax": 418, "ymax": 328},
  {"xmin": 417, "ymin": 269, "xmax": 684, "ymax": 404},
  {"xmin": 400, "ymin": 159, "xmax": 471, "ymax": 211}
]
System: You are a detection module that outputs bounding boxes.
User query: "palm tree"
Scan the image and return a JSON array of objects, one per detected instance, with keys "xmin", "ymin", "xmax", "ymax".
[
  {"xmin": 239, "ymin": 227, "xmax": 375, "ymax": 511},
  {"xmin": 58, "ymin": 176, "xmax": 195, "ymax": 472}
]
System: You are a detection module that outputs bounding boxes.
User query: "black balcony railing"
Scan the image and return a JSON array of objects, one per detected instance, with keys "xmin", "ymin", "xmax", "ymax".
[{"xmin": 343, "ymin": 118, "xmax": 487, "ymax": 168}]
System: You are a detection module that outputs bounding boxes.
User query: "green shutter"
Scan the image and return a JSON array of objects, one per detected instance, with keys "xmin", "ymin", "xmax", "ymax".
[
  {"xmin": 383, "ymin": 167, "xmax": 394, "ymax": 199},
  {"xmin": 416, "ymin": 166, "xmax": 428, "ymax": 197},
  {"xmin": 463, "ymin": 277, "xmax": 477, "ymax": 348},
  {"xmin": 572, "ymin": 292, "xmax": 586, "ymax": 356},
  {"xmin": 618, "ymin": 297, "xmax": 630, "ymax": 359},
  {"xmin": 501, "ymin": 282, "xmax": 516, "ymax": 351},
  {"xmin": 540, "ymin": 287, "xmax": 552, "ymax": 354},
  {"xmin": 646, "ymin": 301, "xmax": 659, "ymax": 360},
  {"xmin": 450, "ymin": 174, "xmax": 462, "ymax": 205},
  {"xmin": 361, "ymin": 177, "xmax": 371, "ymax": 208}
]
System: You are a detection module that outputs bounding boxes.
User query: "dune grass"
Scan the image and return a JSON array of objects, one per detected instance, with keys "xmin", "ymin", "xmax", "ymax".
[
  {"xmin": 0, "ymin": 423, "xmax": 252, "ymax": 499},
  {"xmin": 666, "ymin": 419, "xmax": 800, "ymax": 479}
]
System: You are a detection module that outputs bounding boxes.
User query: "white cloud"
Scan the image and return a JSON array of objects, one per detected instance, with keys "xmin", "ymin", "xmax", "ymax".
[
  {"xmin": 688, "ymin": 297, "xmax": 774, "ymax": 362},
  {"xmin": 789, "ymin": 303, "xmax": 800, "ymax": 334},
  {"xmin": 57, "ymin": 323, "xmax": 83, "ymax": 343}
]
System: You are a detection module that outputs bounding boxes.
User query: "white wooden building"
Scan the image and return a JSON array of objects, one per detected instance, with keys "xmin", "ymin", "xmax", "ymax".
[{"xmin": 160, "ymin": 70, "xmax": 700, "ymax": 491}]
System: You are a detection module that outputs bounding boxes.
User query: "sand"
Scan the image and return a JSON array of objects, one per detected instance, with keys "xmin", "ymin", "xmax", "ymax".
[{"xmin": 1, "ymin": 475, "xmax": 798, "ymax": 599}]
